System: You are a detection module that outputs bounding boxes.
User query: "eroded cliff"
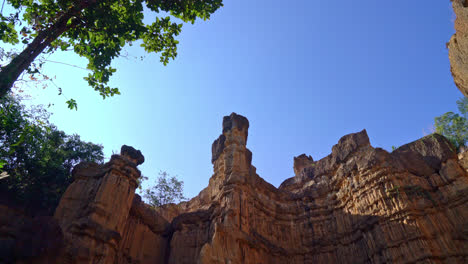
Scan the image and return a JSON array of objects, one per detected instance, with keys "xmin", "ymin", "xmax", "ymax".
[
  {"xmin": 4, "ymin": 113, "xmax": 456, "ymax": 264},
  {"xmin": 449, "ymin": 0, "xmax": 468, "ymax": 97},
  {"xmin": 1, "ymin": 1, "xmax": 468, "ymax": 263},
  {"xmin": 154, "ymin": 113, "xmax": 468, "ymax": 264}
]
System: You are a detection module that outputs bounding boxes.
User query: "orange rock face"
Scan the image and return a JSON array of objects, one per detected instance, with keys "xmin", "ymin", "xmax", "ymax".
[
  {"xmin": 53, "ymin": 145, "xmax": 167, "ymax": 263},
  {"xmin": 160, "ymin": 114, "xmax": 468, "ymax": 263},
  {"xmin": 448, "ymin": 0, "xmax": 468, "ymax": 97},
  {"xmin": 52, "ymin": 113, "xmax": 468, "ymax": 263},
  {"xmin": 4, "ymin": 114, "xmax": 467, "ymax": 264}
]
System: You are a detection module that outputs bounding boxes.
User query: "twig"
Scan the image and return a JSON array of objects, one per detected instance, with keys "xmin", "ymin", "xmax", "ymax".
[
  {"xmin": 45, "ymin": 59, "xmax": 89, "ymax": 71},
  {"xmin": 1, "ymin": 0, "xmax": 6, "ymax": 15}
]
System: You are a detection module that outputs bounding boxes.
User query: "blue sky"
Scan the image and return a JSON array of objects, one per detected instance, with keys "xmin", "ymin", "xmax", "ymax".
[{"xmin": 8, "ymin": 0, "xmax": 464, "ymax": 198}]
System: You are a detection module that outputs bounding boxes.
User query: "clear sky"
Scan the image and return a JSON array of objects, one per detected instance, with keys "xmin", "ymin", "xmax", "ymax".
[{"xmin": 12, "ymin": 0, "xmax": 464, "ymax": 198}]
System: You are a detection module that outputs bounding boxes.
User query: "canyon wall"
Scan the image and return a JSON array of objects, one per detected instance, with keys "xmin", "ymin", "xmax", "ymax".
[
  {"xmin": 2, "ymin": 2, "xmax": 468, "ymax": 262},
  {"xmin": 4, "ymin": 112, "xmax": 465, "ymax": 264},
  {"xmin": 449, "ymin": 0, "xmax": 468, "ymax": 97},
  {"xmin": 156, "ymin": 113, "xmax": 468, "ymax": 263}
]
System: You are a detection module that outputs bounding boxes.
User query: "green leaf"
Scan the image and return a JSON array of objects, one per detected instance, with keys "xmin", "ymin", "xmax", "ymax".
[
  {"xmin": 0, "ymin": 160, "xmax": 6, "ymax": 170},
  {"xmin": 66, "ymin": 99, "xmax": 78, "ymax": 110},
  {"xmin": 0, "ymin": 21, "xmax": 19, "ymax": 44}
]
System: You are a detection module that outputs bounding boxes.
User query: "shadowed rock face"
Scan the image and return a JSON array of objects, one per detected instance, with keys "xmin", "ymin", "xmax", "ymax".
[
  {"xmin": 449, "ymin": 0, "xmax": 468, "ymax": 97},
  {"xmin": 121, "ymin": 145, "xmax": 145, "ymax": 165},
  {"xmin": 2, "ymin": 113, "xmax": 468, "ymax": 264}
]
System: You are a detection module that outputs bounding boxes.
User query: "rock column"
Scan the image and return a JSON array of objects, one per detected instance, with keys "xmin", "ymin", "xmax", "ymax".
[
  {"xmin": 212, "ymin": 113, "xmax": 252, "ymax": 185},
  {"xmin": 54, "ymin": 145, "xmax": 144, "ymax": 264}
]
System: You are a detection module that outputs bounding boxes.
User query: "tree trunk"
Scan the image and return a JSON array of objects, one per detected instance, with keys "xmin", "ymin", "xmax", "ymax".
[
  {"xmin": 0, "ymin": 1, "xmax": 94, "ymax": 98},
  {"xmin": 0, "ymin": 34, "xmax": 57, "ymax": 98}
]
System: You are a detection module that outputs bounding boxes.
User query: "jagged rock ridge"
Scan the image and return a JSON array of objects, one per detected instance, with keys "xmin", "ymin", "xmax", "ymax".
[
  {"xmin": 158, "ymin": 113, "xmax": 468, "ymax": 263},
  {"xmin": 0, "ymin": 1, "xmax": 467, "ymax": 262},
  {"xmin": 10, "ymin": 112, "xmax": 461, "ymax": 264}
]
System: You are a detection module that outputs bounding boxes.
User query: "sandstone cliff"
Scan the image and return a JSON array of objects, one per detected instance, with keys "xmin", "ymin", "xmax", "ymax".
[
  {"xmin": 449, "ymin": 0, "xmax": 468, "ymax": 97},
  {"xmin": 1, "ymin": 2, "xmax": 468, "ymax": 263},
  {"xmin": 154, "ymin": 113, "xmax": 468, "ymax": 263},
  {"xmin": 2, "ymin": 113, "xmax": 459, "ymax": 264}
]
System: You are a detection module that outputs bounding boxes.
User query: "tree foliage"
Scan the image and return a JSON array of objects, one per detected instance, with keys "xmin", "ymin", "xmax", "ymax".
[
  {"xmin": 0, "ymin": 94, "xmax": 104, "ymax": 213},
  {"xmin": 434, "ymin": 97, "xmax": 468, "ymax": 151},
  {"xmin": 143, "ymin": 171, "xmax": 186, "ymax": 207},
  {"xmin": 0, "ymin": 0, "xmax": 223, "ymax": 102}
]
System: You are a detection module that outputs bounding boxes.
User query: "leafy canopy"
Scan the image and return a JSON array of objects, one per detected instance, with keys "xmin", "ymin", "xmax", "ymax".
[
  {"xmin": 434, "ymin": 97, "xmax": 468, "ymax": 150},
  {"xmin": 0, "ymin": 0, "xmax": 223, "ymax": 105},
  {"xmin": 142, "ymin": 171, "xmax": 186, "ymax": 207},
  {"xmin": 0, "ymin": 94, "xmax": 104, "ymax": 213}
]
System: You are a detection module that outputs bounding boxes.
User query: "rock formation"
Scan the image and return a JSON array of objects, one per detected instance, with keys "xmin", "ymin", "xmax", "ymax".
[
  {"xmin": 155, "ymin": 113, "xmax": 468, "ymax": 263},
  {"xmin": 53, "ymin": 145, "xmax": 170, "ymax": 263},
  {"xmin": 0, "ymin": 113, "xmax": 456, "ymax": 264},
  {"xmin": 1, "ymin": 113, "xmax": 468, "ymax": 263},
  {"xmin": 449, "ymin": 0, "xmax": 468, "ymax": 97},
  {"xmin": 1, "ymin": 2, "xmax": 468, "ymax": 262}
]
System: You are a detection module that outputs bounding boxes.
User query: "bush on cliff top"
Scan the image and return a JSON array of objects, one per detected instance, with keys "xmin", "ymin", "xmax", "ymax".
[{"xmin": 434, "ymin": 97, "xmax": 468, "ymax": 151}]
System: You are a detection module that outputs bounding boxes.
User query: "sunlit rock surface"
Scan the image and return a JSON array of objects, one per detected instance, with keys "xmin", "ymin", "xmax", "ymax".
[
  {"xmin": 1, "ymin": 113, "xmax": 468, "ymax": 264},
  {"xmin": 449, "ymin": 0, "xmax": 468, "ymax": 97},
  {"xmin": 159, "ymin": 114, "xmax": 468, "ymax": 264}
]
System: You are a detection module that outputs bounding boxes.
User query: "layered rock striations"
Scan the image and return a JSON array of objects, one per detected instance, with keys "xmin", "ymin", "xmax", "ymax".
[
  {"xmin": 158, "ymin": 113, "xmax": 468, "ymax": 263},
  {"xmin": 449, "ymin": 0, "xmax": 468, "ymax": 97},
  {"xmin": 2, "ymin": 113, "xmax": 468, "ymax": 263}
]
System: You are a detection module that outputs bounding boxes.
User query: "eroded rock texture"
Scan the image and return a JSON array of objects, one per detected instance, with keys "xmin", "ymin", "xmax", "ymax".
[
  {"xmin": 157, "ymin": 114, "xmax": 468, "ymax": 263},
  {"xmin": 449, "ymin": 0, "xmax": 468, "ymax": 97},
  {"xmin": 4, "ymin": 114, "xmax": 467, "ymax": 263},
  {"xmin": 53, "ymin": 145, "xmax": 169, "ymax": 263}
]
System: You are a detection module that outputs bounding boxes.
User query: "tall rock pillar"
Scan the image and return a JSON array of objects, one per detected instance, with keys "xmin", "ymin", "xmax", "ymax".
[
  {"xmin": 197, "ymin": 113, "xmax": 256, "ymax": 263},
  {"xmin": 54, "ymin": 145, "xmax": 144, "ymax": 264},
  {"xmin": 167, "ymin": 113, "xmax": 254, "ymax": 263},
  {"xmin": 211, "ymin": 112, "xmax": 252, "ymax": 185}
]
